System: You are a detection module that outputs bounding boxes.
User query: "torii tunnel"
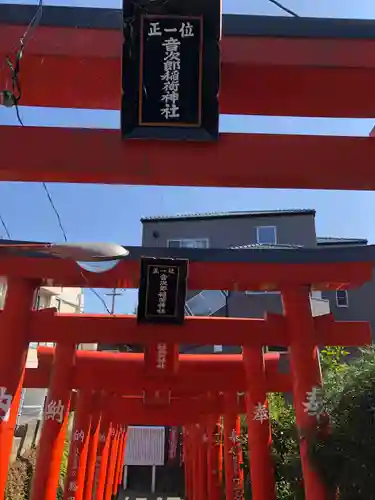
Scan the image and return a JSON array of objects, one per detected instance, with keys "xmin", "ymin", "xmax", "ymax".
[
  {"xmin": 1, "ymin": 4, "xmax": 375, "ymax": 500},
  {"xmin": 0, "ymin": 244, "xmax": 373, "ymax": 500}
]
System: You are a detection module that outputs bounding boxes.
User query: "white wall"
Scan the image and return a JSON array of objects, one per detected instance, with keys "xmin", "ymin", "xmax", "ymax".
[{"xmin": 0, "ymin": 281, "xmax": 95, "ymax": 424}]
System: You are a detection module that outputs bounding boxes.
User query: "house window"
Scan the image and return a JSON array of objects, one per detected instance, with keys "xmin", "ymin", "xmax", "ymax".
[
  {"xmin": 336, "ymin": 290, "xmax": 349, "ymax": 308},
  {"xmin": 185, "ymin": 290, "xmax": 227, "ymax": 317},
  {"xmin": 0, "ymin": 282, "xmax": 5, "ymax": 309},
  {"xmin": 167, "ymin": 238, "xmax": 209, "ymax": 249},
  {"xmin": 256, "ymin": 226, "xmax": 277, "ymax": 245}
]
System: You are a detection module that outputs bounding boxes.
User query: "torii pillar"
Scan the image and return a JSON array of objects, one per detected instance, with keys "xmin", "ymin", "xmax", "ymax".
[
  {"xmin": 31, "ymin": 343, "xmax": 76, "ymax": 500},
  {"xmin": 0, "ymin": 279, "xmax": 36, "ymax": 500},
  {"xmin": 282, "ymin": 286, "xmax": 326, "ymax": 500}
]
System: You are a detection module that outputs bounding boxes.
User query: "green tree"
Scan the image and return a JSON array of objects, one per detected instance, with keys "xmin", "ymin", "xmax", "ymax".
[
  {"xmin": 309, "ymin": 346, "xmax": 375, "ymax": 500},
  {"xmin": 239, "ymin": 345, "xmax": 351, "ymax": 500}
]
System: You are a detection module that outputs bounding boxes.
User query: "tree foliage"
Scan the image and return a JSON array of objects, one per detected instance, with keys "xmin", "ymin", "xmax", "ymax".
[
  {"xmin": 268, "ymin": 393, "xmax": 303, "ymax": 500},
  {"xmin": 309, "ymin": 346, "xmax": 375, "ymax": 500},
  {"xmin": 239, "ymin": 345, "xmax": 358, "ymax": 500}
]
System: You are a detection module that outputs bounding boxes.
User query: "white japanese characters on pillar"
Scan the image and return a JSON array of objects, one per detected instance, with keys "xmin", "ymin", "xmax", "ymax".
[
  {"xmin": 44, "ymin": 399, "xmax": 65, "ymax": 424},
  {"xmin": 71, "ymin": 448, "xmax": 80, "ymax": 477},
  {"xmin": 230, "ymin": 428, "xmax": 242, "ymax": 500},
  {"xmin": 0, "ymin": 387, "xmax": 12, "ymax": 423},
  {"xmin": 92, "ymin": 455, "xmax": 102, "ymax": 497},
  {"xmin": 168, "ymin": 426, "xmax": 179, "ymax": 461},
  {"xmin": 252, "ymin": 402, "xmax": 269, "ymax": 424},
  {"xmin": 303, "ymin": 386, "xmax": 325, "ymax": 420},
  {"xmin": 156, "ymin": 342, "xmax": 168, "ymax": 370},
  {"xmin": 68, "ymin": 481, "xmax": 78, "ymax": 492},
  {"xmin": 73, "ymin": 429, "xmax": 85, "ymax": 443}
]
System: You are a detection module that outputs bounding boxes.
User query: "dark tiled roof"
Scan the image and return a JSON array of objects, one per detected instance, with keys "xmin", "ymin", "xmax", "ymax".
[
  {"xmin": 317, "ymin": 237, "xmax": 368, "ymax": 246},
  {"xmin": 141, "ymin": 209, "xmax": 315, "ymax": 223},
  {"xmin": 230, "ymin": 243, "xmax": 303, "ymax": 250}
]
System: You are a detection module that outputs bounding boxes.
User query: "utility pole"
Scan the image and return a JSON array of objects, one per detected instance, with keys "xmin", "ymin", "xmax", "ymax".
[
  {"xmin": 105, "ymin": 287, "xmax": 123, "ymax": 314},
  {"xmin": 104, "ymin": 288, "xmax": 132, "ymax": 352}
]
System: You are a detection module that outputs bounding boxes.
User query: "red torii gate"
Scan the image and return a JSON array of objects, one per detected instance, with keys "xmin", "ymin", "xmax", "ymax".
[
  {"xmin": 1, "ymin": 11, "xmax": 375, "ymax": 117},
  {"xmin": 19, "ymin": 302, "xmax": 372, "ymax": 500},
  {"xmin": 0, "ymin": 245, "xmax": 373, "ymax": 500},
  {"xmin": 22, "ymin": 322, "xmax": 370, "ymax": 500},
  {"xmin": 2, "ymin": 10, "xmax": 375, "ymax": 188}
]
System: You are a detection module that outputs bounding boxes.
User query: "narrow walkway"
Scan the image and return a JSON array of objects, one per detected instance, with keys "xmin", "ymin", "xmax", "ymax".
[{"xmin": 118, "ymin": 490, "xmax": 182, "ymax": 500}]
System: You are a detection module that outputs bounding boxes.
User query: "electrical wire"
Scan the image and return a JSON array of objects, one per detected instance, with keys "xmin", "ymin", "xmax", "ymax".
[
  {"xmin": 0, "ymin": 0, "xmax": 43, "ymax": 77},
  {"xmin": 0, "ymin": 0, "xmax": 116, "ymax": 317},
  {"xmin": 41, "ymin": 183, "xmax": 68, "ymax": 243},
  {"xmin": 40, "ymin": 184, "xmax": 113, "ymax": 316},
  {"xmin": 0, "ymin": 213, "xmax": 11, "ymax": 239},
  {"xmin": 267, "ymin": 0, "xmax": 299, "ymax": 17},
  {"xmin": 0, "ymin": 0, "xmax": 43, "ymax": 124}
]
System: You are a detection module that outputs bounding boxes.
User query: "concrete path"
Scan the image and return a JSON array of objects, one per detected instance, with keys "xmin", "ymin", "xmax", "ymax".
[{"xmin": 118, "ymin": 490, "xmax": 182, "ymax": 500}]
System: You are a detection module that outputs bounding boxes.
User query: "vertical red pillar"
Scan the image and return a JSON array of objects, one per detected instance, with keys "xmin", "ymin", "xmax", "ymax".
[
  {"xmin": 143, "ymin": 341, "xmax": 179, "ymax": 405},
  {"xmin": 224, "ymin": 402, "xmax": 243, "ymax": 500},
  {"xmin": 187, "ymin": 428, "xmax": 195, "ymax": 500},
  {"xmin": 234, "ymin": 414, "xmax": 244, "ymax": 499},
  {"xmin": 282, "ymin": 286, "xmax": 326, "ymax": 500},
  {"xmin": 196, "ymin": 425, "xmax": 205, "ymax": 500},
  {"xmin": 113, "ymin": 426, "xmax": 127, "ymax": 497},
  {"xmin": 206, "ymin": 419, "xmax": 220, "ymax": 500},
  {"xmin": 197, "ymin": 425, "xmax": 208, "ymax": 500},
  {"xmin": 105, "ymin": 424, "xmax": 120, "ymax": 500},
  {"xmin": 217, "ymin": 417, "xmax": 223, "ymax": 487},
  {"xmin": 223, "ymin": 411, "xmax": 236, "ymax": 500},
  {"xmin": 93, "ymin": 410, "xmax": 113, "ymax": 499},
  {"xmin": 63, "ymin": 390, "xmax": 93, "ymax": 500},
  {"xmin": 235, "ymin": 415, "xmax": 244, "ymax": 490},
  {"xmin": 191, "ymin": 425, "xmax": 200, "ymax": 500},
  {"xmin": 243, "ymin": 346, "xmax": 276, "ymax": 500},
  {"xmin": 83, "ymin": 395, "xmax": 101, "ymax": 500},
  {"xmin": 31, "ymin": 343, "xmax": 75, "ymax": 500},
  {"xmin": 0, "ymin": 278, "xmax": 36, "ymax": 499},
  {"xmin": 183, "ymin": 429, "xmax": 192, "ymax": 500}
]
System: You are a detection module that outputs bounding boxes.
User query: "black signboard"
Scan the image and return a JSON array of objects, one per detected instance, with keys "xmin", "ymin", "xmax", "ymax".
[
  {"xmin": 139, "ymin": 16, "xmax": 202, "ymax": 128},
  {"xmin": 122, "ymin": 0, "xmax": 221, "ymax": 141},
  {"xmin": 137, "ymin": 257, "xmax": 188, "ymax": 325}
]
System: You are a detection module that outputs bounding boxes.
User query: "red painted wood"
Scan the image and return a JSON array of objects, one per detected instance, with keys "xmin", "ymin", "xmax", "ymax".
[
  {"xmin": 2, "ymin": 126, "xmax": 375, "ymax": 191},
  {"xmin": 1, "ymin": 26, "xmax": 375, "ymax": 117}
]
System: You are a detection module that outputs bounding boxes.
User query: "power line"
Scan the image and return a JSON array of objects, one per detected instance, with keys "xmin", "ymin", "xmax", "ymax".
[
  {"xmin": 0, "ymin": 0, "xmax": 44, "ymax": 124},
  {"xmin": 0, "ymin": 213, "xmax": 11, "ymax": 239},
  {"xmin": 40, "ymin": 184, "xmax": 114, "ymax": 316},
  {"xmin": 1, "ymin": 0, "xmax": 113, "ymax": 317},
  {"xmin": 41, "ymin": 183, "xmax": 68, "ymax": 242},
  {"xmin": 267, "ymin": 0, "xmax": 299, "ymax": 17}
]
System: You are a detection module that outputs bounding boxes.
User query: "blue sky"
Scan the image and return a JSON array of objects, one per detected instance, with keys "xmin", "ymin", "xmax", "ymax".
[{"xmin": 1, "ymin": 0, "xmax": 375, "ymax": 314}]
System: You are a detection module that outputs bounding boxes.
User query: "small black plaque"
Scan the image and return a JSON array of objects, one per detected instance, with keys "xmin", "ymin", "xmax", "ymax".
[{"xmin": 137, "ymin": 257, "xmax": 188, "ymax": 325}]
